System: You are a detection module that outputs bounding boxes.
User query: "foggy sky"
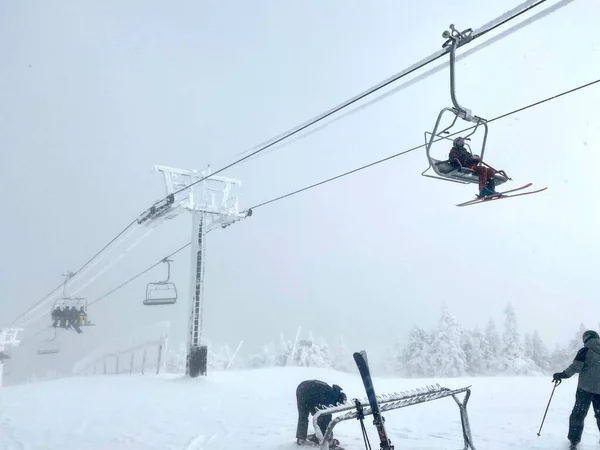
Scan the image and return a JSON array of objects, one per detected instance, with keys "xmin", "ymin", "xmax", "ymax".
[{"xmin": 1, "ymin": 0, "xmax": 599, "ymax": 381}]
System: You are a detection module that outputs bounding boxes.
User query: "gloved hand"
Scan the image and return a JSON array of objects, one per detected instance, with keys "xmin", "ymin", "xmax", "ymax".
[{"xmin": 553, "ymin": 372, "xmax": 567, "ymax": 383}]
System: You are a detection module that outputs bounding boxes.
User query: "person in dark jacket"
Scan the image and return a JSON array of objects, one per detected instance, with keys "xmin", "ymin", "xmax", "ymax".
[
  {"xmin": 296, "ymin": 380, "xmax": 346, "ymax": 445},
  {"xmin": 553, "ymin": 330, "xmax": 600, "ymax": 448},
  {"xmin": 448, "ymin": 136, "xmax": 498, "ymax": 197}
]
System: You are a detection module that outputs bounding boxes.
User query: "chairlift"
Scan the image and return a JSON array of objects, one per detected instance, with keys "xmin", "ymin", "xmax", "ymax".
[
  {"xmin": 144, "ymin": 258, "xmax": 178, "ymax": 306},
  {"xmin": 37, "ymin": 328, "xmax": 60, "ymax": 355},
  {"xmin": 51, "ymin": 273, "xmax": 94, "ymax": 329},
  {"xmin": 421, "ymin": 24, "xmax": 509, "ymax": 187}
]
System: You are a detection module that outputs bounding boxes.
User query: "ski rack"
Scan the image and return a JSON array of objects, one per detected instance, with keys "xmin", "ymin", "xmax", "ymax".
[{"xmin": 312, "ymin": 384, "xmax": 476, "ymax": 450}]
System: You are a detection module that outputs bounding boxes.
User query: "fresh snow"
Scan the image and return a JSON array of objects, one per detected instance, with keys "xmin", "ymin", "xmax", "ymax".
[{"xmin": 1, "ymin": 366, "xmax": 598, "ymax": 450}]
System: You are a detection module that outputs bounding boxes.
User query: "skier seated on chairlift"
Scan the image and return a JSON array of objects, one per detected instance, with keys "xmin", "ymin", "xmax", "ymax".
[
  {"xmin": 63, "ymin": 306, "xmax": 76, "ymax": 329},
  {"xmin": 78, "ymin": 306, "xmax": 88, "ymax": 326},
  {"xmin": 449, "ymin": 136, "xmax": 501, "ymax": 197},
  {"xmin": 51, "ymin": 307, "xmax": 62, "ymax": 328}
]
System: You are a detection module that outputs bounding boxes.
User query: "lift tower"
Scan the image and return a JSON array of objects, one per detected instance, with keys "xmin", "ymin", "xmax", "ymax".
[{"xmin": 139, "ymin": 165, "xmax": 249, "ymax": 377}]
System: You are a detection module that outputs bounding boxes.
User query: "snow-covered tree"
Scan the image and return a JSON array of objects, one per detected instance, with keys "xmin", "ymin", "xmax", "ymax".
[
  {"xmin": 524, "ymin": 332, "xmax": 534, "ymax": 361},
  {"xmin": 401, "ymin": 326, "xmax": 434, "ymax": 377},
  {"xmin": 482, "ymin": 319, "xmax": 501, "ymax": 373},
  {"xmin": 531, "ymin": 330, "xmax": 551, "ymax": 373},
  {"xmin": 498, "ymin": 304, "xmax": 535, "ymax": 374},
  {"xmin": 550, "ymin": 344, "xmax": 572, "ymax": 371},
  {"xmin": 462, "ymin": 328, "xmax": 485, "ymax": 375},
  {"xmin": 429, "ymin": 307, "xmax": 468, "ymax": 377},
  {"xmin": 292, "ymin": 333, "xmax": 332, "ymax": 368},
  {"xmin": 248, "ymin": 334, "xmax": 293, "ymax": 369}
]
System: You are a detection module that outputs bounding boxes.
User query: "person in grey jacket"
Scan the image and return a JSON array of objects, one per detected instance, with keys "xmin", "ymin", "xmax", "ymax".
[{"xmin": 553, "ymin": 330, "xmax": 600, "ymax": 447}]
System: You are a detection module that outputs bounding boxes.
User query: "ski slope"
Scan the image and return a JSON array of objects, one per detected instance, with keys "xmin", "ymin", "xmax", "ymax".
[{"xmin": 0, "ymin": 367, "xmax": 597, "ymax": 450}]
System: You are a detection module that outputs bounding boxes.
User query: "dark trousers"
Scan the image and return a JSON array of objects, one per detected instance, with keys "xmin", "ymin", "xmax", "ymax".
[
  {"xmin": 568, "ymin": 388, "xmax": 600, "ymax": 443},
  {"xmin": 296, "ymin": 402, "xmax": 332, "ymax": 441}
]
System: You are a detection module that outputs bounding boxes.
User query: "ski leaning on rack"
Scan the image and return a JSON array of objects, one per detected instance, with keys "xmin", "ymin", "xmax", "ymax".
[
  {"xmin": 456, "ymin": 183, "xmax": 548, "ymax": 207},
  {"xmin": 353, "ymin": 351, "xmax": 394, "ymax": 450}
]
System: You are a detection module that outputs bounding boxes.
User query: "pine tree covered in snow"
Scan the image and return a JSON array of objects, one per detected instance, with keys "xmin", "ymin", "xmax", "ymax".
[
  {"xmin": 429, "ymin": 307, "xmax": 468, "ymax": 377},
  {"xmin": 531, "ymin": 330, "xmax": 551, "ymax": 373},
  {"xmin": 462, "ymin": 328, "xmax": 485, "ymax": 375},
  {"xmin": 524, "ymin": 332, "xmax": 534, "ymax": 361},
  {"xmin": 391, "ymin": 304, "xmax": 581, "ymax": 377},
  {"xmin": 498, "ymin": 304, "xmax": 536, "ymax": 374},
  {"xmin": 248, "ymin": 334, "xmax": 293, "ymax": 368},
  {"xmin": 291, "ymin": 333, "xmax": 332, "ymax": 368},
  {"xmin": 248, "ymin": 332, "xmax": 333, "ymax": 369},
  {"xmin": 401, "ymin": 327, "xmax": 435, "ymax": 377},
  {"xmin": 482, "ymin": 319, "xmax": 502, "ymax": 374}
]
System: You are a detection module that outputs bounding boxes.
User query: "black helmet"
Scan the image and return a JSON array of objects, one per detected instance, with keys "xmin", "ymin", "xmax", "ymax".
[
  {"xmin": 583, "ymin": 330, "xmax": 599, "ymax": 344},
  {"xmin": 453, "ymin": 137, "xmax": 465, "ymax": 148}
]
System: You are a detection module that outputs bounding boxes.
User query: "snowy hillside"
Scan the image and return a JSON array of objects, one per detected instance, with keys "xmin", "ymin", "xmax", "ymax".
[{"xmin": 1, "ymin": 367, "xmax": 597, "ymax": 450}]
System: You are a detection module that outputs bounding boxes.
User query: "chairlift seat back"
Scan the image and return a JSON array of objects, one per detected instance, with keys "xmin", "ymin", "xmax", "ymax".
[
  {"xmin": 38, "ymin": 345, "xmax": 60, "ymax": 355},
  {"xmin": 144, "ymin": 282, "xmax": 177, "ymax": 306}
]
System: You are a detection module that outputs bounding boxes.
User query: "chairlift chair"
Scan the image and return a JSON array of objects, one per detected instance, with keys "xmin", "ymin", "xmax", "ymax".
[
  {"xmin": 37, "ymin": 328, "xmax": 60, "ymax": 355},
  {"xmin": 421, "ymin": 24, "xmax": 509, "ymax": 187},
  {"xmin": 38, "ymin": 343, "xmax": 60, "ymax": 355},
  {"xmin": 52, "ymin": 297, "xmax": 93, "ymax": 326},
  {"xmin": 144, "ymin": 258, "xmax": 178, "ymax": 306}
]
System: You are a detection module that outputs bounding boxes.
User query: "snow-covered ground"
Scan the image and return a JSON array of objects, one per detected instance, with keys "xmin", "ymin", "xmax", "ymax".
[{"xmin": 0, "ymin": 367, "xmax": 597, "ymax": 450}]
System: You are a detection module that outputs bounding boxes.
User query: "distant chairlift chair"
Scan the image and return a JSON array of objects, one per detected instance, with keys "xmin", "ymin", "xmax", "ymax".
[
  {"xmin": 144, "ymin": 258, "xmax": 178, "ymax": 306},
  {"xmin": 37, "ymin": 328, "xmax": 60, "ymax": 355}
]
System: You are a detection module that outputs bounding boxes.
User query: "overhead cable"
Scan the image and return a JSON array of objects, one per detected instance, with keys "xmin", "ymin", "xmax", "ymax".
[{"xmin": 85, "ymin": 77, "xmax": 600, "ymax": 308}]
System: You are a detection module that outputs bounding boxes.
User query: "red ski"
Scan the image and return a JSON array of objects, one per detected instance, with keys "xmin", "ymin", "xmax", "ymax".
[{"xmin": 456, "ymin": 183, "xmax": 547, "ymax": 207}]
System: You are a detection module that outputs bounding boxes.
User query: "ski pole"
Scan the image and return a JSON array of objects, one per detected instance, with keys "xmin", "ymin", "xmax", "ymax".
[{"xmin": 537, "ymin": 380, "xmax": 560, "ymax": 436}]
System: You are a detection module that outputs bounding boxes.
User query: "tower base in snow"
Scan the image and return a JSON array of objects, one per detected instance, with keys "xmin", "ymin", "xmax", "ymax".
[{"xmin": 187, "ymin": 345, "xmax": 208, "ymax": 377}]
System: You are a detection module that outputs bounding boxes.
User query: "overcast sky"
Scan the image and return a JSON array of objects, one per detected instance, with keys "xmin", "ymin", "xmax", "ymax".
[{"xmin": 1, "ymin": 0, "xmax": 599, "ymax": 380}]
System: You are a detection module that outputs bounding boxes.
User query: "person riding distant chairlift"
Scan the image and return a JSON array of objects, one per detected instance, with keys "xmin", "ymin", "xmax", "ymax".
[
  {"xmin": 51, "ymin": 307, "xmax": 62, "ymax": 328},
  {"xmin": 69, "ymin": 306, "xmax": 79, "ymax": 328},
  {"xmin": 449, "ymin": 136, "xmax": 500, "ymax": 197},
  {"xmin": 78, "ymin": 306, "xmax": 88, "ymax": 326},
  {"xmin": 63, "ymin": 306, "xmax": 75, "ymax": 329},
  {"xmin": 58, "ymin": 307, "xmax": 68, "ymax": 329}
]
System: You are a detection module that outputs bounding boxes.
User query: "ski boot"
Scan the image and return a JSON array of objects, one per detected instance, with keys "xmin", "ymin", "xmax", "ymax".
[
  {"xmin": 330, "ymin": 438, "xmax": 344, "ymax": 449},
  {"xmin": 307, "ymin": 434, "xmax": 319, "ymax": 445},
  {"xmin": 296, "ymin": 434, "xmax": 319, "ymax": 446},
  {"xmin": 477, "ymin": 178, "xmax": 497, "ymax": 198},
  {"xmin": 569, "ymin": 439, "xmax": 579, "ymax": 449}
]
